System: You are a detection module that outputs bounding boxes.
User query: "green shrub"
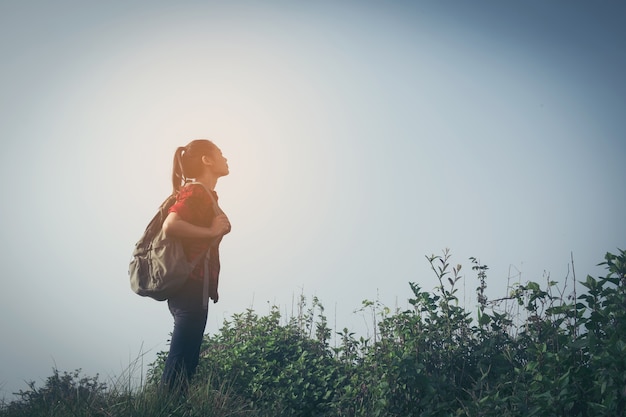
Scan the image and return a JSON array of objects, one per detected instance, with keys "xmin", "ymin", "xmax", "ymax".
[{"xmin": 1, "ymin": 369, "xmax": 108, "ymax": 417}]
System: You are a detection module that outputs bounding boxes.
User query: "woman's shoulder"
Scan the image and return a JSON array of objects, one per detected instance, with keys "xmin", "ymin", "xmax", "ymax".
[
  {"xmin": 169, "ymin": 183, "xmax": 213, "ymax": 219},
  {"xmin": 177, "ymin": 183, "xmax": 210, "ymax": 200}
]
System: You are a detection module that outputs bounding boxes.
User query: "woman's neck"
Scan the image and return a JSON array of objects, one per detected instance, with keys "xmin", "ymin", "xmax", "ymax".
[{"xmin": 193, "ymin": 173, "xmax": 217, "ymax": 191}]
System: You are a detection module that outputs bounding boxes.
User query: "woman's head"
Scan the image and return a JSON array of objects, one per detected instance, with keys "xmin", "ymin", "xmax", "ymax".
[{"xmin": 172, "ymin": 139, "xmax": 228, "ymax": 192}]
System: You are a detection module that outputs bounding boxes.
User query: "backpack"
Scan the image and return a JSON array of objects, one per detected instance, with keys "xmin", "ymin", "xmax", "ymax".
[{"xmin": 128, "ymin": 193, "xmax": 209, "ymax": 301}]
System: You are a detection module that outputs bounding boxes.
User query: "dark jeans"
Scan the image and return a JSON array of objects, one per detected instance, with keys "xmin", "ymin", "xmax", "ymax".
[{"xmin": 161, "ymin": 278, "xmax": 208, "ymax": 392}]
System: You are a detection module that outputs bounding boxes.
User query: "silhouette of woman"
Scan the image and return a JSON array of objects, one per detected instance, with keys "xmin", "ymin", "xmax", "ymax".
[{"xmin": 160, "ymin": 139, "xmax": 231, "ymax": 392}]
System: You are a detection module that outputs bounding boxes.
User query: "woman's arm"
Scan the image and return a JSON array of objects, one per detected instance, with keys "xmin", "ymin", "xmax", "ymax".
[{"xmin": 162, "ymin": 212, "xmax": 230, "ymax": 239}]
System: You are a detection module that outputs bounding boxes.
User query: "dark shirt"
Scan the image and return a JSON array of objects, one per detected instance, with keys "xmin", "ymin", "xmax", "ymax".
[{"xmin": 168, "ymin": 183, "xmax": 224, "ymax": 302}]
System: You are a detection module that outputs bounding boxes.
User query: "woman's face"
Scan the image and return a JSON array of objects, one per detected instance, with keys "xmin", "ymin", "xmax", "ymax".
[{"xmin": 209, "ymin": 148, "xmax": 229, "ymax": 177}]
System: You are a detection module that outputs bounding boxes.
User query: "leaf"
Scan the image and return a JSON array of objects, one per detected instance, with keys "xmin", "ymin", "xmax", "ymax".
[{"xmin": 479, "ymin": 312, "xmax": 491, "ymax": 326}]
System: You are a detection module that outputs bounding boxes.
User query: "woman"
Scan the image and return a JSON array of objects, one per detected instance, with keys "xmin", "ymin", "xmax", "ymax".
[{"xmin": 160, "ymin": 139, "xmax": 231, "ymax": 392}]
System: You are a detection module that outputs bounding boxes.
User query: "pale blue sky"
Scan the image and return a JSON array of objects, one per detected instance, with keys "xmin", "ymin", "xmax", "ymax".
[{"xmin": 1, "ymin": 0, "xmax": 624, "ymax": 399}]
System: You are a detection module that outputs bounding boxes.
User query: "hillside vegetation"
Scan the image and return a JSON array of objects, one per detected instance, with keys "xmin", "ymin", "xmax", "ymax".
[{"xmin": 2, "ymin": 249, "xmax": 625, "ymax": 417}]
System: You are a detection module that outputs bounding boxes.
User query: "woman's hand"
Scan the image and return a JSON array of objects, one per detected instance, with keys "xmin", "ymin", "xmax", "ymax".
[{"xmin": 209, "ymin": 214, "xmax": 231, "ymax": 237}]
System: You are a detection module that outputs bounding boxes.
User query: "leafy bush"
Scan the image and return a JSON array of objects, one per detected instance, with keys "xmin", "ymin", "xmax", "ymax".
[
  {"xmin": 190, "ymin": 299, "xmax": 336, "ymax": 416},
  {"xmin": 1, "ymin": 369, "xmax": 108, "ymax": 417}
]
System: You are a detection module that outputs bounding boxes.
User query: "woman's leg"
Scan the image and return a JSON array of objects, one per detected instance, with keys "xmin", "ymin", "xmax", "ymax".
[{"xmin": 161, "ymin": 280, "xmax": 208, "ymax": 393}]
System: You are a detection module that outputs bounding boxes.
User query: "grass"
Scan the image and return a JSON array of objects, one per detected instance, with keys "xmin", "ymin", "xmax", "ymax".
[{"xmin": 0, "ymin": 361, "xmax": 262, "ymax": 417}]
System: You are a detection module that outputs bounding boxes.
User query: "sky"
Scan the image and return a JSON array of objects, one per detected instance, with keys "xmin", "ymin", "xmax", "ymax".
[{"xmin": 1, "ymin": 0, "xmax": 624, "ymax": 400}]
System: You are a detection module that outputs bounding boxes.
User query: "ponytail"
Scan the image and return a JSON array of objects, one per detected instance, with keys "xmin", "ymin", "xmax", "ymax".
[{"xmin": 171, "ymin": 146, "xmax": 186, "ymax": 194}]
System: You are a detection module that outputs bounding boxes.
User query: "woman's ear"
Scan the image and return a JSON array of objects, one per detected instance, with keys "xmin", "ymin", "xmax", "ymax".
[{"xmin": 201, "ymin": 155, "xmax": 214, "ymax": 166}]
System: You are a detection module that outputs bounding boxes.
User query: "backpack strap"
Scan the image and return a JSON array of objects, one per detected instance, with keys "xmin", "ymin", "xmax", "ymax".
[{"xmin": 203, "ymin": 257, "xmax": 211, "ymax": 309}]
